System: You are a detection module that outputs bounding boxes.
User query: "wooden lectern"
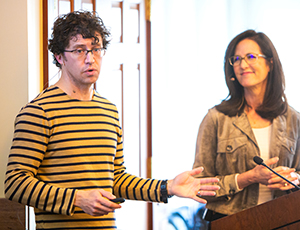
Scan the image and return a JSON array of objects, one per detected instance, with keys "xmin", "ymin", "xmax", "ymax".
[
  {"xmin": 211, "ymin": 190, "xmax": 300, "ymax": 230},
  {"xmin": 0, "ymin": 198, "xmax": 25, "ymax": 230}
]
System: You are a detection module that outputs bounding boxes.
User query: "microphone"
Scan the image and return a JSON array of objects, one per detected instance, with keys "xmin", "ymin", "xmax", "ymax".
[{"xmin": 253, "ymin": 156, "xmax": 300, "ymax": 190}]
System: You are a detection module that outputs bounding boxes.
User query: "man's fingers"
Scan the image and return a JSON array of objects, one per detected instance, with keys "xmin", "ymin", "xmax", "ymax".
[
  {"xmin": 194, "ymin": 195, "xmax": 208, "ymax": 204},
  {"xmin": 199, "ymin": 184, "xmax": 220, "ymax": 191},
  {"xmin": 97, "ymin": 189, "xmax": 116, "ymax": 200},
  {"xmin": 198, "ymin": 177, "xmax": 219, "ymax": 184},
  {"xmin": 189, "ymin": 166, "xmax": 204, "ymax": 176},
  {"xmin": 197, "ymin": 190, "xmax": 217, "ymax": 197}
]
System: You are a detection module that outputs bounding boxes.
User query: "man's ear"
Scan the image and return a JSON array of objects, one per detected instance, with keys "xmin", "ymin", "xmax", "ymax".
[{"xmin": 55, "ymin": 54, "xmax": 65, "ymax": 66}]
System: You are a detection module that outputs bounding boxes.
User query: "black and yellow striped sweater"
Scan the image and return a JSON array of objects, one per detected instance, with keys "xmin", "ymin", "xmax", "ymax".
[{"xmin": 5, "ymin": 85, "xmax": 162, "ymax": 229}]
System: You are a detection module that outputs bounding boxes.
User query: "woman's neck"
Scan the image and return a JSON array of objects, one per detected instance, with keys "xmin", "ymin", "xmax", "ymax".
[
  {"xmin": 244, "ymin": 106, "xmax": 271, "ymax": 128},
  {"xmin": 244, "ymin": 87, "xmax": 265, "ymax": 110}
]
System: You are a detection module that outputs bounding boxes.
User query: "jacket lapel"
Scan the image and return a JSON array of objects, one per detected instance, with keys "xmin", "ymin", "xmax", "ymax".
[
  {"xmin": 233, "ymin": 112, "xmax": 258, "ymax": 147},
  {"xmin": 270, "ymin": 115, "xmax": 285, "ymax": 160}
]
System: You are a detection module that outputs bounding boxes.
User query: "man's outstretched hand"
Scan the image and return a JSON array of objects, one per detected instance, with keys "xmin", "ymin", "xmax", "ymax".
[{"xmin": 167, "ymin": 167, "xmax": 220, "ymax": 204}]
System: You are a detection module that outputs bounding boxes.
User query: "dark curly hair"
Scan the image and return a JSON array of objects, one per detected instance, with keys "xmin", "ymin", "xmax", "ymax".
[
  {"xmin": 216, "ymin": 30, "xmax": 287, "ymax": 120},
  {"xmin": 48, "ymin": 10, "xmax": 111, "ymax": 68}
]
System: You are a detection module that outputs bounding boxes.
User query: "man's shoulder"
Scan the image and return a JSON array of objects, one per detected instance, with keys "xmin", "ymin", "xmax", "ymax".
[
  {"xmin": 93, "ymin": 92, "xmax": 118, "ymax": 110},
  {"xmin": 16, "ymin": 86, "xmax": 63, "ymax": 115},
  {"xmin": 30, "ymin": 85, "xmax": 66, "ymax": 103}
]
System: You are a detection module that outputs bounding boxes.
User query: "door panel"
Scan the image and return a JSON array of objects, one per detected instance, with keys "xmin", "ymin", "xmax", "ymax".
[{"xmin": 96, "ymin": 1, "xmax": 148, "ymax": 229}]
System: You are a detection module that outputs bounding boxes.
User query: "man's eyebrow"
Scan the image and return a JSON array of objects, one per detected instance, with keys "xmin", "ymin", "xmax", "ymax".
[
  {"xmin": 70, "ymin": 44, "xmax": 102, "ymax": 49},
  {"xmin": 73, "ymin": 44, "xmax": 86, "ymax": 48}
]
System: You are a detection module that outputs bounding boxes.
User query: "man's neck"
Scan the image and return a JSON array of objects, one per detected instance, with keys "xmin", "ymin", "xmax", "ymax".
[{"xmin": 55, "ymin": 78, "xmax": 94, "ymax": 101}]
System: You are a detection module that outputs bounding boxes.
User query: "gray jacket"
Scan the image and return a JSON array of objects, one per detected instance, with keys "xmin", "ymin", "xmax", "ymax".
[{"xmin": 193, "ymin": 106, "xmax": 300, "ymax": 215}]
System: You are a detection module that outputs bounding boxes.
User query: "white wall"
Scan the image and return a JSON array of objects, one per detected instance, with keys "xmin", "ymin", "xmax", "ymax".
[
  {"xmin": 28, "ymin": 0, "xmax": 42, "ymax": 101},
  {"xmin": 0, "ymin": 0, "xmax": 29, "ymax": 197}
]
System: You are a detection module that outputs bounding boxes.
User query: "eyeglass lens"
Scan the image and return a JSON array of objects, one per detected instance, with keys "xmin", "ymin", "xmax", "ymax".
[{"xmin": 231, "ymin": 54, "xmax": 257, "ymax": 66}]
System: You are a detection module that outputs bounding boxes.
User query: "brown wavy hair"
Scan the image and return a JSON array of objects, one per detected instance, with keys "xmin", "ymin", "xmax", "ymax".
[{"xmin": 48, "ymin": 10, "xmax": 111, "ymax": 68}]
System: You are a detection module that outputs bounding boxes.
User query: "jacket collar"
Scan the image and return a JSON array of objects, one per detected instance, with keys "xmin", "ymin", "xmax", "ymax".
[
  {"xmin": 233, "ymin": 111, "xmax": 287, "ymax": 159},
  {"xmin": 232, "ymin": 112, "xmax": 257, "ymax": 145}
]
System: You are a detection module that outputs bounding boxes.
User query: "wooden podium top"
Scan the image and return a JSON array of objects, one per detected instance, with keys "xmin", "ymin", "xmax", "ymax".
[{"xmin": 211, "ymin": 190, "xmax": 300, "ymax": 230}]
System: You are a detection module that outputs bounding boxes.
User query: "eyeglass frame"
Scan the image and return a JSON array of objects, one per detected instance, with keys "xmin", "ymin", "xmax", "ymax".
[
  {"xmin": 64, "ymin": 47, "xmax": 106, "ymax": 58},
  {"xmin": 228, "ymin": 53, "xmax": 267, "ymax": 66}
]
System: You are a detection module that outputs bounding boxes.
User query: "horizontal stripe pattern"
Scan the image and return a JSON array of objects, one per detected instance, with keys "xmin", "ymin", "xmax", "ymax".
[{"xmin": 5, "ymin": 86, "xmax": 162, "ymax": 229}]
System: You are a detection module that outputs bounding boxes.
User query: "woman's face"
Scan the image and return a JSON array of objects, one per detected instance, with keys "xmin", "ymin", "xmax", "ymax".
[{"xmin": 233, "ymin": 39, "xmax": 270, "ymax": 93}]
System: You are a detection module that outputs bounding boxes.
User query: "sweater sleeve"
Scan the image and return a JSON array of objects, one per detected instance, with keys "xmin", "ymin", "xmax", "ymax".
[{"xmin": 4, "ymin": 103, "xmax": 76, "ymax": 216}]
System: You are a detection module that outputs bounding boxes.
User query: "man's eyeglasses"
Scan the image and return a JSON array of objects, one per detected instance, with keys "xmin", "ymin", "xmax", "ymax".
[
  {"xmin": 64, "ymin": 48, "xmax": 106, "ymax": 59},
  {"xmin": 229, "ymin": 53, "xmax": 267, "ymax": 66}
]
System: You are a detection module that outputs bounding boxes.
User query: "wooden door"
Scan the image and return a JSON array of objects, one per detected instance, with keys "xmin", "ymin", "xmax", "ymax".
[{"xmin": 44, "ymin": 0, "xmax": 151, "ymax": 229}]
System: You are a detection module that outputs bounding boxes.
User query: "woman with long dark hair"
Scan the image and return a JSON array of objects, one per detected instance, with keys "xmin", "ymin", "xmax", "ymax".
[{"xmin": 193, "ymin": 30, "xmax": 300, "ymax": 225}]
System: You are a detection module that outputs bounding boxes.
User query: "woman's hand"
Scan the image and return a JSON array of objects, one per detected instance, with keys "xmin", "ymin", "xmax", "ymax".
[
  {"xmin": 237, "ymin": 157, "xmax": 279, "ymax": 189},
  {"xmin": 267, "ymin": 166, "xmax": 299, "ymax": 190}
]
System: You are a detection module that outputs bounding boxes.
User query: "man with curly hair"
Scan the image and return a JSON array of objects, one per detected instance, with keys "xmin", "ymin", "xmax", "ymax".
[{"xmin": 4, "ymin": 11, "xmax": 219, "ymax": 229}]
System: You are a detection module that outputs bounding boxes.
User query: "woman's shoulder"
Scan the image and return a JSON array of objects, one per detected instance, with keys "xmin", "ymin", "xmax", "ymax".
[
  {"xmin": 207, "ymin": 106, "xmax": 220, "ymax": 114},
  {"xmin": 287, "ymin": 105, "xmax": 300, "ymax": 115},
  {"xmin": 207, "ymin": 106, "xmax": 237, "ymax": 119},
  {"xmin": 203, "ymin": 106, "xmax": 238, "ymax": 124},
  {"xmin": 283, "ymin": 105, "xmax": 300, "ymax": 121}
]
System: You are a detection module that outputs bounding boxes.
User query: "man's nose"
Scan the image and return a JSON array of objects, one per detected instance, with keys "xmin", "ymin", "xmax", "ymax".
[{"xmin": 85, "ymin": 51, "xmax": 95, "ymax": 63}]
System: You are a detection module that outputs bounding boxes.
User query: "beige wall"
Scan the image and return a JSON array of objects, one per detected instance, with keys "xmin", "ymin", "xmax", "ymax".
[{"xmin": 0, "ymin": 1, "xmax": 29, "ymax": 197}]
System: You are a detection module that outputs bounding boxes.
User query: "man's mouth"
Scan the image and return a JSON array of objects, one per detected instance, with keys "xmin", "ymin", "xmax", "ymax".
[{"xmin": 84, "ymin": 68, "xmax": 96, "ymax": 74}]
